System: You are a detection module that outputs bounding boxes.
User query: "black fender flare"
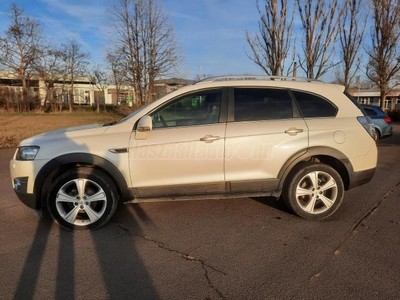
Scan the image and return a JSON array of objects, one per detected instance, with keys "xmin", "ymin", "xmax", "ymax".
[
  {"xmin": 277, "ymin": 146, "xmax": 353, "ymax": 192},
  {"xmin": 34, "ymin": 153, "xmax": 133, "ymax": 209}
]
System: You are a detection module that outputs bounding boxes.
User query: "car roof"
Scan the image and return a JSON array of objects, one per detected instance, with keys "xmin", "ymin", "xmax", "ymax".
[
  {"xmin": 174, "ymin": 75, "xmax": 346, "ymax": 95},
  {"xmin": 194, "ymin": 75, "xmax": 322, "ymax": 84}
]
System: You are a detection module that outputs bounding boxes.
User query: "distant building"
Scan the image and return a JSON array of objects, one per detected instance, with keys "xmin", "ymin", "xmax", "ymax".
[
  {"xmin": 348, "ymin": 88, "xmax": 400, "ymax": 110},
  {"xmin": 0, "ymin": 71, "xmax": 135, "ymax": 107},
  {"xmin": 0, "ymin": 71, "xmax": 195, "ymax": 109}
]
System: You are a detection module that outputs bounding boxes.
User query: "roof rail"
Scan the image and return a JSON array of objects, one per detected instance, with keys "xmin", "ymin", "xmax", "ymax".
[{"xmin": 194, "ymin": 75, "xmax": 323, "ymax": 84}]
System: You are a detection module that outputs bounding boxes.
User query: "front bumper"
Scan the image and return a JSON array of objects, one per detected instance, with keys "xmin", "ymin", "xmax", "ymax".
[
  {"xmin": 13, "ymin": 183, "xmax": 38, "ymax": 209},
  {"xmin": 11, "ymin": 175, "xmax": 39, "ymax": 209},
  {"xmin": 10, "ymin": 158, "xmax": 47, "ymax": 210}
]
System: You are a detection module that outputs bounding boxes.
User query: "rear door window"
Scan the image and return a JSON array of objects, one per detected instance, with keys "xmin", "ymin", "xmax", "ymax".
[{"xmin": 233, "ymin": 88, "xmax": 293, "ymax": 122}]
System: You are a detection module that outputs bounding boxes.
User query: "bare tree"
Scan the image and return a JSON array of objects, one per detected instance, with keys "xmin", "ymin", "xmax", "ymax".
[
  {"xmin": 33, "ymin": 44, "xmax": 65, "ymax": 111},
  {"xmin": 366, "ymin": 0, "xmax": 400, "ymax": 110},
  {"xmin": 246, "ymin": 0, "xmax": 296, "ymax": 76},
  {"xmin": 0, "ymin": 3, "xmax": 43, "ymax": 112},
  {"xmin": 105, "ymin": 50, "xmax": 126, "ymax": 105},
  {"xmin": 109, "ymin": 0, "xmax": 181, "ymax": 106},
  {"xmin": 296, "ymin": 0, "xmax": 348, "ymax": 79},
  {"xmin": 91, "ymin": 65, "xmax": 110, "ymax": 113},
  {"xmin": 338, "ymin": 0, "xmax": 368, "ymax": 90},
  {"xmin": 60, "ymin": 41, "xmax": 90, "ymax": 112}
]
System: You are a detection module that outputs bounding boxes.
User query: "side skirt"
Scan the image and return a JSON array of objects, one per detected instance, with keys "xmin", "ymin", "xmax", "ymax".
[{"xmin": 124, "ymin": 190, "xmax": 282, "ymax": 204}]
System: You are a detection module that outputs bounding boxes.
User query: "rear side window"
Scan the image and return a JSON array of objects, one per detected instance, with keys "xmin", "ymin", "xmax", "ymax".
[
  {"xmin": 292, "ymin": 91, "xmax": 337, "ymax": 118},
  {"xmin": 234, "ymin": 88, "xmax": 293, "ymax": 122}
]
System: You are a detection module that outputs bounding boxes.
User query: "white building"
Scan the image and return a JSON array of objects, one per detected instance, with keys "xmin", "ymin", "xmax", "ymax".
[
  {"xmin": 0, "ymin": 71, "xmax": 135, "ymax": 107},
  {"xmin": 349, "ymin": 89, "xmax": 400, "ymax": 110}
]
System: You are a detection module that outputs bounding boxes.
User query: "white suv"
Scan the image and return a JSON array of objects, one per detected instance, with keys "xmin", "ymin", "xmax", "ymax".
[{"xmin": 10, "ymin": 76, "xmax": 378, "ymax": 230}]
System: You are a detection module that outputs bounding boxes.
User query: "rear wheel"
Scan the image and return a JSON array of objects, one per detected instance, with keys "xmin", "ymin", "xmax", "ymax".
[
  {"xmin": 283, "ymin": 162, "xmax": 344, "ymax": 220},
  {"xmin": 374, "ymin": 128, "xmax": 380, "ymax": 141},
  {"xmin": 47, "ymin": 168, "xmax": 118, "ymax": 230}
]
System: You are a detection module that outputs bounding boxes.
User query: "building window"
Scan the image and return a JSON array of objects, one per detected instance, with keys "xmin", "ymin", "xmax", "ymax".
[
  {"xmin": 118, "ymin": 92, "xmax": 128, "ymax": 103},
  {"xmin": 384, "ymin": 99, "xmax": 390, "ymax": 110}
]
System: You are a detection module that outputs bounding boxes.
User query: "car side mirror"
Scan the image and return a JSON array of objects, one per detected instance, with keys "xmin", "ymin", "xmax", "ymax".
[
  {"xmin": 136, "ymin": 115, "xmax": 153, "ymax": 140},
  {"xmin": 138, "ymin": 115, "xmax": 153, "ymax": 132}
]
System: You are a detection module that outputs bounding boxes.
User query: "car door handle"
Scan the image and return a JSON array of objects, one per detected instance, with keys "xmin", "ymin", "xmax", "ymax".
[
  {"xmin": 285, "ymin": 127, "xmax": 304, "ymax": 136},
  {"xmin": 200, "ymin": 135, "xmax": 220, "ymax": 143}
]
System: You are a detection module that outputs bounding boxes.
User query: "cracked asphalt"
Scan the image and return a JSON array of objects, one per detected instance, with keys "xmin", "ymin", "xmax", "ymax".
[{"xmin": 1, "ymin": 124, "xmax": 400, "ymax": 300}]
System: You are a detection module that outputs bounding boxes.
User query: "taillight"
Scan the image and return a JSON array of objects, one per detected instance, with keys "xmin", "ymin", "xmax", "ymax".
[
  {"xmin": 357, "ymin": 116, "xmax": 375, "ymax": 139},
  {"xmin": 383, "ymin": 116, "xmax": 392, "ymax": 123}
]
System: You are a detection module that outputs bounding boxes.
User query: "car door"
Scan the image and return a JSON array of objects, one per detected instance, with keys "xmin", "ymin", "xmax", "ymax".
[
  {"xmin": 129, "ymin": 88, "xmax": 227, "ymax": 198},
  {"xmin": 224, "ymin": 87, "xmax": 309, "ymax": 193}
]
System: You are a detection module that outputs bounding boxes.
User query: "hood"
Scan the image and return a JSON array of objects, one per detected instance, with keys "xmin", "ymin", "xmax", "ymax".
[{"xmin": 19, "ymin": 124, "xmax": 107, "ymax": 146}]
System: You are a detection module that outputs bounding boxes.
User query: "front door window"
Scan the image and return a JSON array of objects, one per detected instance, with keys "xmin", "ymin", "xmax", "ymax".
[{"xmin": 151, "ymin": 89, "xmax": 222, "ymax": 128}]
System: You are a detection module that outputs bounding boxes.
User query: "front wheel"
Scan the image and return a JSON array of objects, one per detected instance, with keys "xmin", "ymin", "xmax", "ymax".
[
  {"xmin": 47, "ymin": 168, "xmax": 118, "ymax": 230},
  {"xmin": 282, "ymin": 162, "xmax": 344, "ymax": 220}
]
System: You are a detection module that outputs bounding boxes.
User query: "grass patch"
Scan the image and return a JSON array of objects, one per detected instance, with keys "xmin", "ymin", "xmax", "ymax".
[{"xmin": 0, "ymin": 112, "xmax": 123, "ymax": 149}]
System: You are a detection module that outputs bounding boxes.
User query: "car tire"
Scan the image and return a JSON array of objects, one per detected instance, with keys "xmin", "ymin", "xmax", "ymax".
[
  {"xmin": 374, "ymin": 128, "xmax": 380, "ymax": 141},
  {"xmin": 282, "ymin": 162, "xmax": 344, "ymax": 220},
  {"xmin": 47, "ymin": 167, "xmax": 118, "ymax": 230}
]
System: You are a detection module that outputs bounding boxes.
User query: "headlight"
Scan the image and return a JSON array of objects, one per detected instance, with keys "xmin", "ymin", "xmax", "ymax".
[{"xmin": 16, "ymin": 146, "xmax": 40, "ymax": 160}]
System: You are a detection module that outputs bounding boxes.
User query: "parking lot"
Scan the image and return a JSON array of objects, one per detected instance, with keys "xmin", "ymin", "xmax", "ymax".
[{"xmin": 1, "ymin": 125, "xmax": 400, "ymax": 300}]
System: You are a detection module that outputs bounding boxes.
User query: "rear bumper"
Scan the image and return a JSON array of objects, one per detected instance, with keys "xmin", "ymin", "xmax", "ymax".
[
  {"xmin": 381, "ymin": 126, "xmax": 393, "ymax": 138},
  {"xmin": 348, "ymin": 167, "xmax": 376, "ymax": 190}
]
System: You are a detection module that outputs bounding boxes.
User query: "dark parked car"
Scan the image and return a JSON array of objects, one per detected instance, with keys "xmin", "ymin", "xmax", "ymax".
[{"xmin": 361, "ymin": 104, "xmax": 393, "ymax": 140}]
